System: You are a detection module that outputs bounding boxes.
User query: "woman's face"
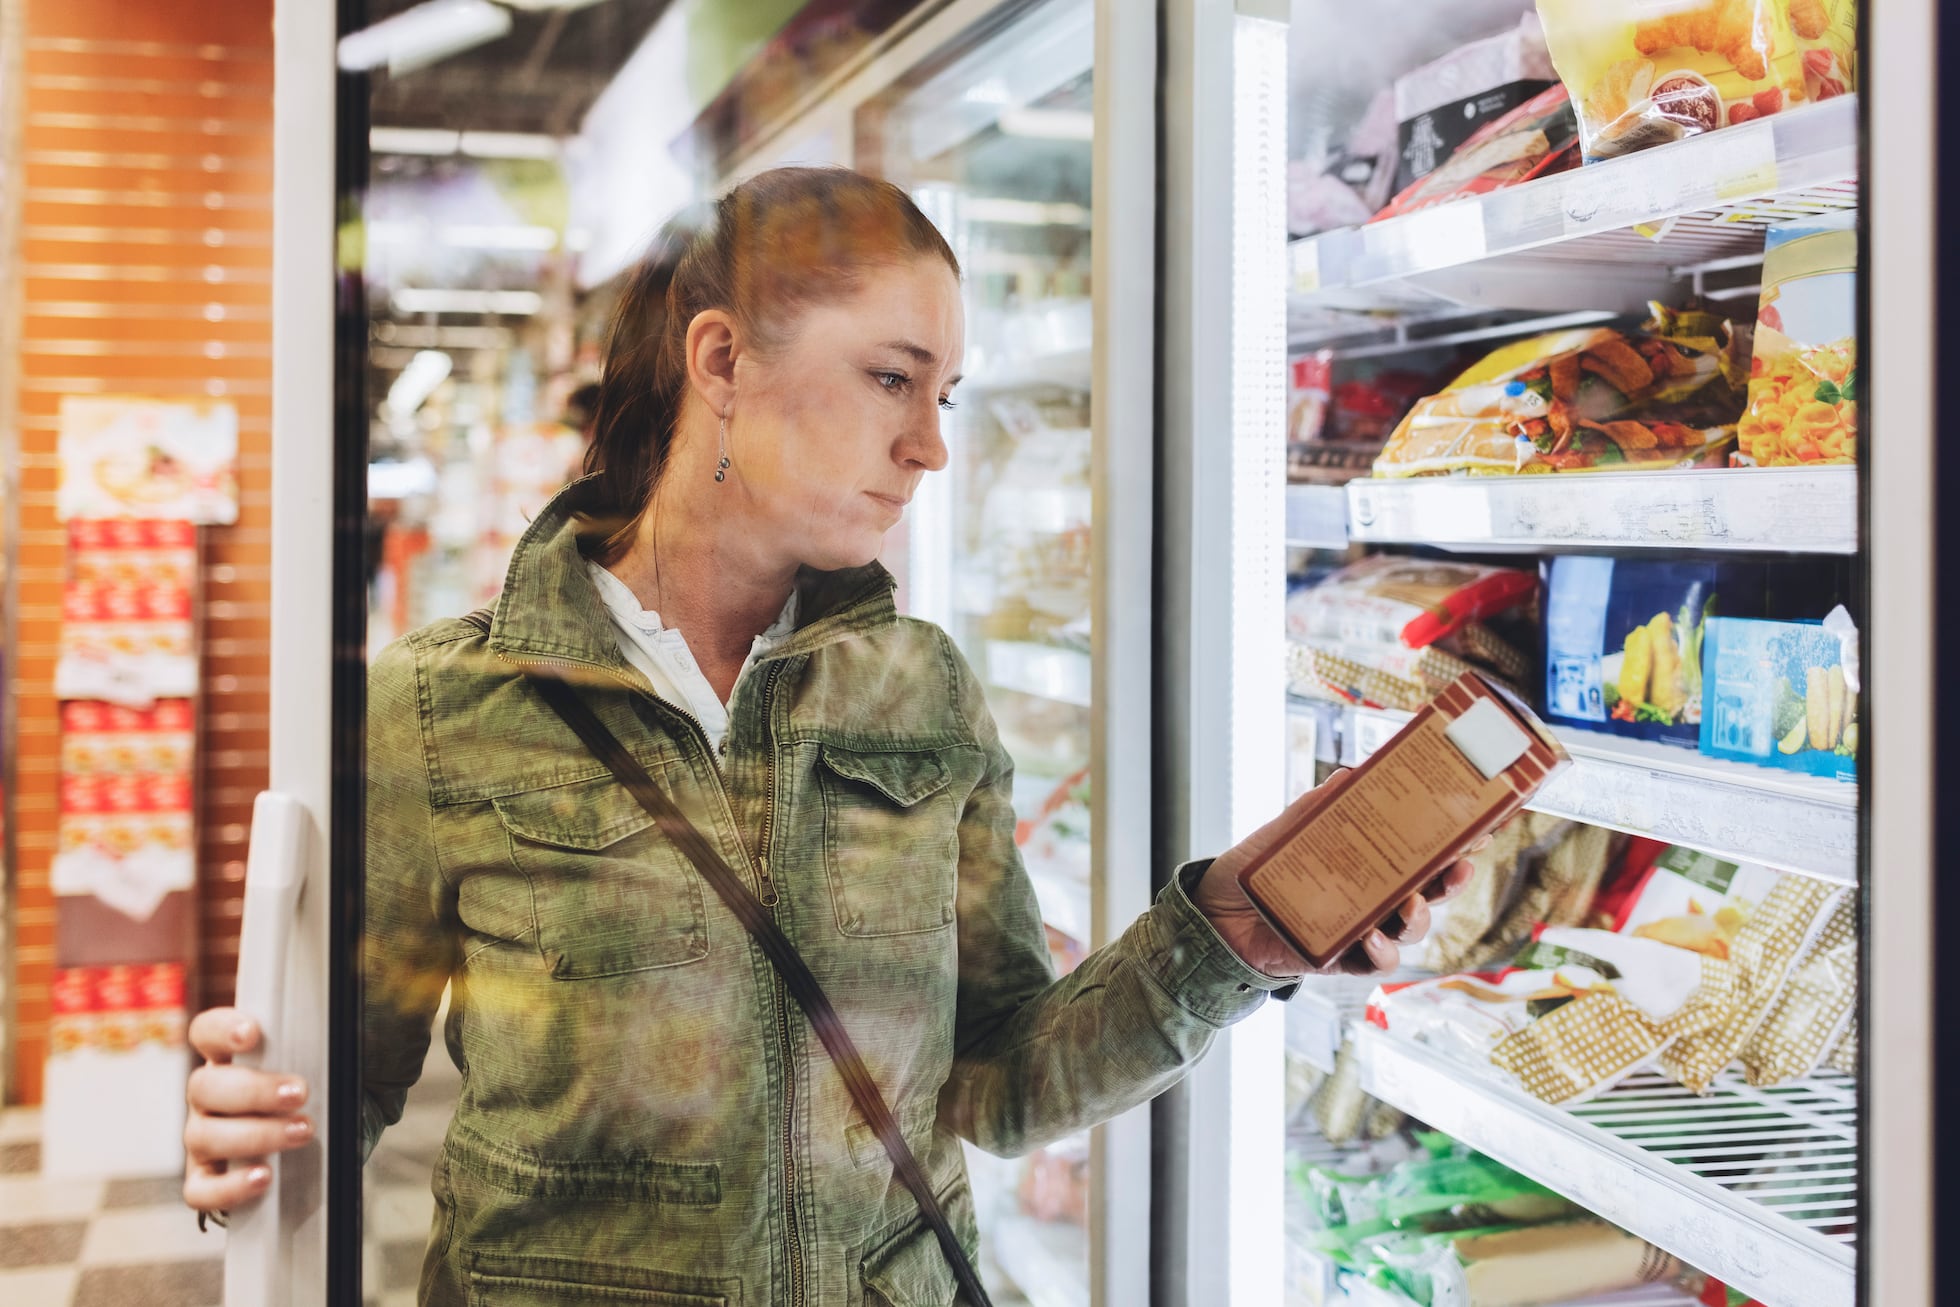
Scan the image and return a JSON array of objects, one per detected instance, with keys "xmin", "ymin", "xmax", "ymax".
[{"xmin": 725, "ymin": 255, "xmax": 965, "ymax": 572}]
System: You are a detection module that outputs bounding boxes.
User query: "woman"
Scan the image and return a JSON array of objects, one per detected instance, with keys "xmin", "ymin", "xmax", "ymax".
[{"xmin": 183, "ymin": 167, "xmax": 1467, "ymax": 1305}]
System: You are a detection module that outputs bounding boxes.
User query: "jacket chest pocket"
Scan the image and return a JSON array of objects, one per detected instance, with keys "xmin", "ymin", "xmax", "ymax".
[
  {"xmin": 818, "ymin": 745, "xmax": 962, "ymax": 938},
  {"xmin": 493, "ymin": 774, "xmax": 709, "ymax": 978}
]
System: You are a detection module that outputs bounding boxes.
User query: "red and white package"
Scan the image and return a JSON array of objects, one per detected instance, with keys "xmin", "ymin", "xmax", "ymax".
[{"xmin": 1286, "ymin": 556, "xmax": 1538, "ymax": 650}]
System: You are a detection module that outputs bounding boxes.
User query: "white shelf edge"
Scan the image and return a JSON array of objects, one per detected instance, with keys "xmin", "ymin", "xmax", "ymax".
[
  {"xmin": 1333, "ymin": 708, "xmax": 1857, "ymax": 883},
  {"xmin": 985, "ymin": 640, "xmax": 1092, "ymax": 708},
  {"xmin": 1344, "ymin": 466, "xmax": 1859, "ymax": 555},
  {"xmin": 1354, "ymin": 1028, "xmax": 1855, "ymax": 1307},
  {"xmin": 1290, "ymin": 95, "xmax": 1858, "ymax": 298}
]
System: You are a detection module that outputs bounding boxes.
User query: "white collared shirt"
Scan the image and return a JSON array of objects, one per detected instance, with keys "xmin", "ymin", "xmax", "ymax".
[{"xmin": 585, "ymin": 560, "xmax": 799, "ymax": 758}]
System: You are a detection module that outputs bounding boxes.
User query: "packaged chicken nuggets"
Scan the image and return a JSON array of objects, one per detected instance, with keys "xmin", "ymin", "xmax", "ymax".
[
  {"xmin": 1371, "ymin": 323, "xmax": 1743, "ymax": 478},
  {"xmin": 1538, "ymin": 0, "xmax": 1857, "ymax": 163}
]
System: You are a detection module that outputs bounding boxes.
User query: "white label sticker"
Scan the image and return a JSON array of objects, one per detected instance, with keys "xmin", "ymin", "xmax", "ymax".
[{"xmin": 1445, "ymin": 699, "xmax": 1533, "ymax": 779}]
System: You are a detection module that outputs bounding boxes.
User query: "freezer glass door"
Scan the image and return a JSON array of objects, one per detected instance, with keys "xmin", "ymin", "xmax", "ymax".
[{"xmin": 855, "ymin": 1, "xmax": 1097, "ymax": 1301}]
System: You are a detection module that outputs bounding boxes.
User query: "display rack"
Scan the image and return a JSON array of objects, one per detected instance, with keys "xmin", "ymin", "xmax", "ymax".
[
  {"xmin": 986, "ymin": 640, "xmax": 1093, "ymax": 708},
  {"xmin": 1355, "ymin": 1029, "xmax": 1856, "ymax": 1307},
  {"xmin": 1330, "ymin": 707, "xmax": 1856, "ymax": 884},
  {"xmin": 1290, "ymin": 96, "xmax": 1858, "ymax": 316}
]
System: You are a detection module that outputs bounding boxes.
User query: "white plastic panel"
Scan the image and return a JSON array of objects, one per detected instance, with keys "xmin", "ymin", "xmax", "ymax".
[
  {"xmin": 1345, "ymin": 467, "xmax": 1859, "ymax": 555},
  {"xmin": 1356, "ymin": 1029, "xmax": 1855, "ymax": 1307}
]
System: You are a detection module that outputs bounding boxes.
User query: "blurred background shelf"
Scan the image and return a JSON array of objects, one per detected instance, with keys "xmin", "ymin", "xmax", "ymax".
[
  {"xmin": 992, "ymin": 1211, "xmax": 1091, "ymax": 1307},
  {"xmin": 1355, "ymin": 1028, "xmax": 1856, "ymax": 1307},
  {"xmin": 987, "ymin": 640, "xmax": 1093, "ymax": 708}
]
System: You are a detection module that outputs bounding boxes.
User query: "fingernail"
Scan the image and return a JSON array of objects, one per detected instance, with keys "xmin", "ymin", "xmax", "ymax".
[
  {"xmin": 275, "ymin": 1081, "xmax": 305, "ymax": 1106},
  {"xmin": 247, "ymin": 1166, "xmax": 272, "ymax": 1186},
  {"xmin": 1371, "ymin": 930, "xmax": 1387, "ymax": 948},
  {"xmin": 285, "ymin": 1118, "xmax": 313, "ymax": 1142},
  {"xmin": 232, "ymin": 1020, "xmax": 255, "ymax": 1046}
]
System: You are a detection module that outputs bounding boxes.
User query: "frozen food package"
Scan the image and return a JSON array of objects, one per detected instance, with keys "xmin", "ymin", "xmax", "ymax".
[
  {"xmin": 1286, "ymin": 637, "xmax": 1501, "ymax": 713},
  {"xmin": 1596, "ymin": 841, "xmax": 1785, "ymax": 958},
  {"xmin": 1537, "ymin": 0, "xmax": 1858, "ymax": 163},
  {"xmin": 1700, "ymin": 608, "xmax": 1859, "ymax": 782},
  {"xmin": 1287, "ymin": 556, "xmax": 1539, "ymax": 651},
  {"xmin": 1375, "ymin": 83, "xmax": 1580, "ymax": 221},
  {"xmin": 1543, "ymin": 557, "xmax": 1767, "ymax": 749},
  {"xmin": 1738, "ymin": 211, "xmax": 1858, "ymax": 466},
  {"xmin": 1739, "ymin": 893, "xmax": 1856, "ymax": 1085},
  {"xmin": 1371, "ymin": 927, "xmax": 1739, "ymax": 1103},
  {"xmin": 1442, "ymin": 621, "xmax": 1534, "ymax": 686},
  {"xmin": 1391, "ymin": 12, "xmax": 1557, "ymax": 194},
  {"xmin": 1826, "ymin": 1018, "xmax": 1858, "ymax": 1076},
  {"xmin": 1291, "ymin": 85, "xmax": 1400, "ymax": 237},
  {"xmin": 1476, "ymin": 820, "xmax": 1621, "ymax": 968},
  {"xmin": 1422, "ymin": 813, "xmax": 1541, "ymax": 973},
  {"xmin": 1365, "ymin": 1218, "xmax": 1685, "ymax": 1307},
  {"xmin": 1659, "ymin": 872, "xmax": 1844, "ymax": 1092},
  {"xmin": 1312, "ymin": 1035, "xmax": 1373, "ymax": 1145},
  {"xmin": 1371, "ymin": 324, "xmax": 1745, "ymax": 477}
]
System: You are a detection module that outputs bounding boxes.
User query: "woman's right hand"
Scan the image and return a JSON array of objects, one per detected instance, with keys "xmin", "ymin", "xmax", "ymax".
[{"xmin": 182, "ymin": 1007, "xmax": 313, "ymax": 1214}]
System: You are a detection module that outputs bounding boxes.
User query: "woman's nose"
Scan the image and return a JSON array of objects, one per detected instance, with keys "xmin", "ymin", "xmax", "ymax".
[{"xmin": 900, "ymin": 409, "xmax": 951, "ymax": 472}]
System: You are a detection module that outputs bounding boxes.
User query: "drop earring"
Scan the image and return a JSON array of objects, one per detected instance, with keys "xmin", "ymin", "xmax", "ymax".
[{"xmin": 715, "ymin": 412, "xmax": 730, "ymax": 483}]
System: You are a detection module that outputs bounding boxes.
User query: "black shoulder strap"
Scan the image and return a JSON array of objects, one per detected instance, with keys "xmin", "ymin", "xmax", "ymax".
[{"xmin": 521, "ymin": 666, "xmax": 992, "ymax": 1307}]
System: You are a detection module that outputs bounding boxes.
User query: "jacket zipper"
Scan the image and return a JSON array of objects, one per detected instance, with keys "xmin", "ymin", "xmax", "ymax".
[{"xmin": 496, "ymin": 646, "xmax": 807, "ymax": 1306}]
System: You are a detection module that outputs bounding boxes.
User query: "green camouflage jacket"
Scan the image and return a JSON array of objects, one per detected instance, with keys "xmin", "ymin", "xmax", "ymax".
[{"xmin": 362, "ymin": 478, "xmax": 1289, "ymax": 1306}]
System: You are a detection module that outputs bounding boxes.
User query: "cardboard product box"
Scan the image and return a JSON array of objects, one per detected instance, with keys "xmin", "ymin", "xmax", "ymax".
[
  {"xmin": 1239, "ymin": 673, "xmax": 1570, "ymax": 971},
  {"xmin": 1392, "ymin": 14, "xmax": 1557, "ymax": 194},
  {"xmin": 1700, "ymin": 616, "xmax": 1858, "ymax": 783}
]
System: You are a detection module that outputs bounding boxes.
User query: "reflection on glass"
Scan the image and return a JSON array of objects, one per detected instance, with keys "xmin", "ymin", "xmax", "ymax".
[{"xmin": 858, "ymin": 1, "xmax": 1096, "ymax": 1300}]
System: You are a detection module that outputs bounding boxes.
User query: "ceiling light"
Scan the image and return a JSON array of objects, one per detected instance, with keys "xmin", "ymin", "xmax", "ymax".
[
  {"xmin": 392, "ymin": 288, "xmax": 543, "ymax": 315},
  {"xmin": 368, "ymin": 127, "xmax": 560, "ymax": 160},
  {"xmin": 997, "ymin": 109, "xmax": 1094, "ymax": 142},
  {"xmin": 338, "ymin": 0, "xmax": 511, "ymax": 76},
  {"xmin": 385, "ymin": 350, "xmax": 453, "ymax": 421}
]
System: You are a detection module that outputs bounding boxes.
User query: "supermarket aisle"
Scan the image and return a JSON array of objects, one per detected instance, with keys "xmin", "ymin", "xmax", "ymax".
[{"xmin": 0, "ymin": 1107, "xmax": 223, "ymax": 1306}]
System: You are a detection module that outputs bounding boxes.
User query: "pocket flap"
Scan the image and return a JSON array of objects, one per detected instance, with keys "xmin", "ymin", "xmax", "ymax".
[
  {"xmin": 860, "ymin": 1181, "xmax": 975, "ymax": 1307},
  {"xmin": 492, "ymin": 774, "xmax": 659, "ymax": 851},
  {"xmin": 817, "ymin": 745, "xmax": 950, "ymax": 808}
]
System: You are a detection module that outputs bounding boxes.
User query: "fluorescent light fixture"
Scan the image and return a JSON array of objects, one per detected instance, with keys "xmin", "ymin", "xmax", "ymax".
[
  {"xmin": 338, "ymin": 0, "xmax": 511, "ymax": 76},
  {"xmin": 370, "ymin": 127, "xmax": 560, "ymax": 159},
  {"xmin": 392, "ymin": 288, "xmax": 543, "ymax": 315},
  {"xmin": 459, "ymin": 131, "xmax": 559, "ymax": 160},
  {"xmin": 997, "ymin": 108, "xmax": 1093, "ymax": 142},
  {"xmin": 368, "ymin": 457, "xmax": 441, "ymax": 500},
  {"xmin": 385, "ymin": 350, "xmax": 453, "ymax": 420},
  {"xmin": 498, "ymin": 0, "xmax": 611, "ymax": 9}
]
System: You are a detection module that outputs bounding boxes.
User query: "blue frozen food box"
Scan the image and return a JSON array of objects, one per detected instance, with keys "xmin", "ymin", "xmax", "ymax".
[
  {"xmin": 1543, "ymin": 558, "xmax": 1764, "ymax": 749},
  {"xmin": 1699, "ymin": 616, "xmax": 1857, "ymax": 783}
]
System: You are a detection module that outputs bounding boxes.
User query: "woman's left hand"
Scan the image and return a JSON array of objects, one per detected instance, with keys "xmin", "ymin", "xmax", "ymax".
[{"xmin": 1192, "ymin": 770, "xmax": 1479, "ymax": 979}]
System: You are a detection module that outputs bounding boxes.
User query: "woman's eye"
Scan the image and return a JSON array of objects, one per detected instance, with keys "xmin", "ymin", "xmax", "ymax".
[
  {"xmin": 938, "ymin": 397, "xmax": 958, "ymax": 411},
  {"xmin": 874, "ymin": 371, "xmax": 908, "ymax": 392}
]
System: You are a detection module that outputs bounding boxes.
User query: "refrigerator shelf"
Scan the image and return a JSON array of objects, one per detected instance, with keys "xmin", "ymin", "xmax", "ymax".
[
  {"xmin": 992, "ymin": 1210, "xmax": 1091, "ymax": 1307},
  {"xmin": 1340, "ymin": 466, "xmax": 1858, "ymax": 555},
  {"xmin": 1289, "ymin": 95, "xmax": 1857, "ymax": 315},
  {"xmin": 1355, "ymin": 1028, "xmax": 1856, "ymax": 1307},
  {"xmin": 987, "ymin": 640, "xmax": 1092, "ymax": 708},
  {"xmin": 1330, "ymin": 709, "xmax": 1857, "ymax": 883},
  {"xmin": 1284, "ymin": 484, "xmax": 1352, "ymax": 552}
]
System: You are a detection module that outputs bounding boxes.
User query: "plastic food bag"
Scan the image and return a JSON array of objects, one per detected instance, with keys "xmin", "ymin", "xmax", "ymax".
[
  {"xmin": 1595, "ymin": 842, "xmax": 1784, "ymax": 959},
  {"xmin": 1391, "ymin": 11, "xmax": 1557, "ymax": 194},
  {"xmin": 1375, "ymin": 83, "xmax": 1579, "ymax": 220},
  {"xmin": 1739, "ymin": 211, "xmax": 1858, "ymax": 466},
  {"xmin": 1286, "ymin": 556, "xmax": 1539, "ymax": 650},
  {"xmin": 1365, "ymin": 1219, "xmax": 1686, "ymax": 1306},
  {"xmin": 1659, "ymin": 872, "xmax": 1844, "ymax": 1091},
  {"xmin": 1371, "ymin": 323, "xmax": 1744, "ymax": 477},
  {"xmin": 1371, "ymin": 927, "xmax": 1740, "ymax": 1104},
  {"xmin": 1739, "ymin": 893, "xmax": 1856, "ymax": 1085},
  {"xmin": 1537, "ymin": 0, "xmax": 1858, "ymax": 163}
]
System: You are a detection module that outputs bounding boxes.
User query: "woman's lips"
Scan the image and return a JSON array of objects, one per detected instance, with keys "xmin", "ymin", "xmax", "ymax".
[{"xmin": 866, "ymin": 491, "xmax": 908, "ymax": 514}]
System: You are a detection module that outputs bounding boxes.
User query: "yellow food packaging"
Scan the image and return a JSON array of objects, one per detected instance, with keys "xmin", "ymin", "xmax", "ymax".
[{"xmin": 1537, "ymin": 0, "xmax": 1858, "ymax": 162}]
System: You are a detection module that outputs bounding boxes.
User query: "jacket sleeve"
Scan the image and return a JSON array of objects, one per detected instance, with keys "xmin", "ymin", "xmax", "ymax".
[
  {"xmin": 936, "ymin": 636, "xmax": 1287, "ymax": 1158},
  {"xmin": 360, "ymin": 637, "xmax": 462, "ymax": 1163}
]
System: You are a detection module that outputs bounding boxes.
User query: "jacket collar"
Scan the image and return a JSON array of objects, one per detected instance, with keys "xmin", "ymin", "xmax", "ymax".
[{"xmin": 489, "ymin": 476, "xmax": 899, "ymax": 672}]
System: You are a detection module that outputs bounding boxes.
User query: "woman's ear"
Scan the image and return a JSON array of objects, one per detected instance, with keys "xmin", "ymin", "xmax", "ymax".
[{"xmin": 684, "ymin": 308, "xmax": 740, "ymax": 416}]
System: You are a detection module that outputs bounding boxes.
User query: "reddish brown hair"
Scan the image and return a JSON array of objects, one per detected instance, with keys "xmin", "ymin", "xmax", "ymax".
[{"xmin": 582, "ymin": 166, "xmax": 960, "ymax": 553}]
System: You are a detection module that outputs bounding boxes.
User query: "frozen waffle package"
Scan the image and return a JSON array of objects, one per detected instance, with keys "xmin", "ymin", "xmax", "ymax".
[
  {"xmin": 1371, "ymin": 318, "xmax": 1747, "ymax": 477},
  {"xmin": 1656, "ymin": 871, "xmax": 1845, "ymax": 1092},
  {"xmin": 1287, "ymin": 557, "xmax": 1539, "ymax": 651},
  {"xmin": 1591, "ymin": 840, "xmax": 1785, "ymax": 960},
  {"xmin": 1370, "ymin": 927, "xmax": 1741, "ymax": 1105},
  {"xmin": 1537, "ymin": 0, "xmax": 1857, "ymax": 162},
  {"xmin": 1422, "ymin": 814, "xmax": 1621, "ymax": 975},
  {"xmin": 1826, "ymin": 1018, "xmax": 1858, "ymax": 1076},
  {"xmin": 1738, "ymin": 893, "xmax": 1857, "ymax": 1086}
]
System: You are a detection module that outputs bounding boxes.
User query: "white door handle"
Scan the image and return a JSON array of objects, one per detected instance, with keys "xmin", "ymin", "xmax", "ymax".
[{"xmin": 225, "ymin": 791, "xmax": 310, "ymax": 1307}]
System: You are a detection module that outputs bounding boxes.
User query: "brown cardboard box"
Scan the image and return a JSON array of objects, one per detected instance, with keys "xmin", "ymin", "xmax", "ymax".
[{"xmin": 1240, "ymin": 673, "xmax": 1570, "ymax": 970}]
